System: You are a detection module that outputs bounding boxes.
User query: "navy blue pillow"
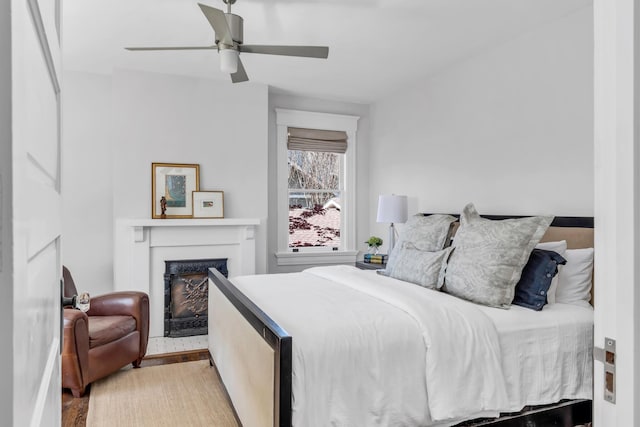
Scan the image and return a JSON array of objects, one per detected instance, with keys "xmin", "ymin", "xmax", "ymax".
[{"xmin": 512, "ymin": 249, "xmax": 567, "ymax": 311}]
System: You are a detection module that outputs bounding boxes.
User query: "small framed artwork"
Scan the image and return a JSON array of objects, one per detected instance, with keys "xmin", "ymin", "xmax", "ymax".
[
  {"xmin": 192, "ymin": 191, "xmax": 224, "ymax": 218},
  {"xmin": 152, "ymin": 163, "xmax": 200, "ymax": 219}
]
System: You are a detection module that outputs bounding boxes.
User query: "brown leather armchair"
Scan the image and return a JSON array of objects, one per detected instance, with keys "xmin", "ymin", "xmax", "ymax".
[{"xmin": 62, "ymin": 266, "xmax": 149, "ymax": 397}]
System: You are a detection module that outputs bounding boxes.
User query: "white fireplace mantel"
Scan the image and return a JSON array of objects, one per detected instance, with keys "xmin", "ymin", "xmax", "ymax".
[{"xmin": 114, "ymin": 217, "xmax": 260, "ymax": 337}]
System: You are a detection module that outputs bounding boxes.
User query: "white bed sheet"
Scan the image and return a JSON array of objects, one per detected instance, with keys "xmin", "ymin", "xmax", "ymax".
[
  {"xmin": 230, "ymin": 266, "xmax": 593, "ymax": 427},
  {"xmin": 476, "ymin": 302, "xmax": 593, "ymax": 409}
]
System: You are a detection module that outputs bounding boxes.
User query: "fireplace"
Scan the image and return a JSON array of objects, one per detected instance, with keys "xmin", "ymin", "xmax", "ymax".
[
  {"xmin": 114, "ymin": 218, "xmax": 259, "ymax": 337},
  {"xmin": 164, "ymin": 258, "xmax": 228, "ymax": 337}
]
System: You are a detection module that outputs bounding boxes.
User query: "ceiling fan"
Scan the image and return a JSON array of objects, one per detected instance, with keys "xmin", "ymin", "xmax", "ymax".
[{"xmin": 125, "ymin": 0, "xmax": 329, "ymax": 83}]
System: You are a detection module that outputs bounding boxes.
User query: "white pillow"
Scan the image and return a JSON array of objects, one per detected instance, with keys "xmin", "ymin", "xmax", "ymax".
[
  {"xmin": 535, "ymin": 240, "xmax": 567, "ymax": 304},
  {"xmin": 555, "ymin": 247, "xmax": 594, "ymax": 306}
]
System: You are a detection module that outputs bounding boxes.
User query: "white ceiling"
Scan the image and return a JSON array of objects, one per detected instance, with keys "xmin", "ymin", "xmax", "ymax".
[{"xmin": 63, "ymin": 0, "xmax": 592, "ymax": 104}]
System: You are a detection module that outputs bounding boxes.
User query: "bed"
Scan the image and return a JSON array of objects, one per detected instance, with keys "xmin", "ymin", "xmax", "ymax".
[{"xmin": 207, "ymin": 213, "xmax": 594, "ymax": 427}]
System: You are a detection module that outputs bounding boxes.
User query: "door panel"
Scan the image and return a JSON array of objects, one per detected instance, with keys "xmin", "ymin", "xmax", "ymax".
[
  {"xmin": 593, "ymin": 0, "xmax": 640, "ymax": 425},
  {"xmin": 11, "ymin": 0, "xmax": 63, "ymax": 425},
  {"xmin": 26, "ymin": 161, "xmax": 61, "ymax": 257},
  {"xmin": 21, "ymin": 1, "xmax": 60, "ymax": 184},
  {"xmin": 14, "ymin": 241, "xmax": 60, "ymax": 420}
]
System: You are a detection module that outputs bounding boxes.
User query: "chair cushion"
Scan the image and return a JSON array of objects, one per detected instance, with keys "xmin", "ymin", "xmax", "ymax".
[{"xmin": 88, "ymin": 315, "xmax": 137, "ymax": 349}]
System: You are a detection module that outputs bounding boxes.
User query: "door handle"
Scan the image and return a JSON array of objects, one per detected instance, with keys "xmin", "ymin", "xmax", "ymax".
[
  {"xmin": 61, "ymin": 294, "xmax": 76, "ymax": 307},
  {"xmin": 60, "ymin": 278, "xmax": 67, "ymax": 354}
]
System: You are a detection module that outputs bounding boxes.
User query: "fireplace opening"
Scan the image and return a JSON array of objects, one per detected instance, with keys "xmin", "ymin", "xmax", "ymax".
[{"xmin": 164, "ymin": 258, "xmax": 228, "ymax": 337}]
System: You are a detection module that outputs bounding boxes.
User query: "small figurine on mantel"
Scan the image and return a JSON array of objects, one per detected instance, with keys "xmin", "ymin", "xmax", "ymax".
[{"xmin": 160, "ymin": 196, "xmax": 167, "ymax": 219}]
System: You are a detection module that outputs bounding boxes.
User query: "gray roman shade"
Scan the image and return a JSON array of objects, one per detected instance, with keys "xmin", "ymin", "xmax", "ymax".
[{"xmin": 287, "ymin": 127, "xmax": 348, "ymax": 154}]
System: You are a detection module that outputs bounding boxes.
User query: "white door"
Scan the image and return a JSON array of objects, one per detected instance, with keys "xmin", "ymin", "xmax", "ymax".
[
  {"xmin": 593, "ymin": 0, "xmax": 640, "ymax": 425},
  {"xmin": 0, "ymin": 0, "xmax": 64, "ymax": 425}
]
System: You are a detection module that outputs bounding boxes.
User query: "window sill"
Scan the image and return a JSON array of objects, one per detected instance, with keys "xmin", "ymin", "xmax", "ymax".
[{"xmin": 275, "ymin": 250, "xmax": 358, "ymax": 266}]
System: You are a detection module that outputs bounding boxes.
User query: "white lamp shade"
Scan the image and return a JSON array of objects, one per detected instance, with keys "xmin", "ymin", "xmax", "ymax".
[
  {"xmin": 376, "ymin": 195, "xmax": 408, "ymax": 223},
  {"xmin": 220, "ymin": 49, "xmax": 238, "ymax": 74}
]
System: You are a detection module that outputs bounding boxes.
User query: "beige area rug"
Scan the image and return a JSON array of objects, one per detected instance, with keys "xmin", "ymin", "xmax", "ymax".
[{"xmin": 86, "ymin": 360, "xmax": 239, "ymax": 427}]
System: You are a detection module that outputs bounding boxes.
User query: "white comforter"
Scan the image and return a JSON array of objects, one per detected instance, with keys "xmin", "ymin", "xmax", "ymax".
[{"xmin": 232, "ymin": 265, "xmax": 512, "ymax": 426}]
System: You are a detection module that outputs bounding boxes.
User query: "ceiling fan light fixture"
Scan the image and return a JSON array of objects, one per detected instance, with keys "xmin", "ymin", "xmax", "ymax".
[
  {"xmin": 220, "ymin": 48, "xmax": 238, "ymax": 74},
  {"xmin": 126, "ymin": 1, "xmax": 329, "ymax": 84}
]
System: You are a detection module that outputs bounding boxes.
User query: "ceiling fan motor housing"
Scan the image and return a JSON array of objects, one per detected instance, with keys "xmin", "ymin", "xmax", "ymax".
[{"xmin": 219, "ymin": 13, "xmax": 243, "ymax": 46}]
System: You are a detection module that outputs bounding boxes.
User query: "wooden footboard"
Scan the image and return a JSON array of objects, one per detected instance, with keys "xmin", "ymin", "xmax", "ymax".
[{"xmin": 208, "ymin": 268, "xmax": 292, "ymax": 427}]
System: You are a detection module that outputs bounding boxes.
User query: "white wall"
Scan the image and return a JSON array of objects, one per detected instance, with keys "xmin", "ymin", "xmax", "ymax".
[
  {"xmin": 267, "ymin": 92, "xmax": 370, "ymax": 273},
  {"xmin": 368, "ymin": 7, "xmax": 593, "ymax": 249},
  {"xmin": 63, "ymin": 69, "xmax": 269, "ymax": 294},
  {"xmin": 62, "ymin": 71, "xmax": 114, "ymax": 295},
  {"xmin": 64, "ymin": 7, "xmax": 593, "ymax": 280}
]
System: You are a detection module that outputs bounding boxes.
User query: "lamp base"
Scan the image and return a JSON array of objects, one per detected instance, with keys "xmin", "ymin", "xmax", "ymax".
[{"xmin": 388, "ymin": 223, "xmax": 396, "ymax": 253}]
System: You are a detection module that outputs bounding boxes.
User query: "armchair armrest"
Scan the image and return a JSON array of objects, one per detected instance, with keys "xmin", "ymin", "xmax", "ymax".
[
  {"xmin": 63, "ymin": 308, "xmax": 89, "ymax": 343},
  {"xmin": 87, "ymin": 291, "xmax": 150, "ymax": 357},
  {"xmin": 62, "ymin": 308, "xmax": 90, "ymax": 396},
  {"xmin": 88, "ymin": 291, "xmax": 148, "ymax": 317}
]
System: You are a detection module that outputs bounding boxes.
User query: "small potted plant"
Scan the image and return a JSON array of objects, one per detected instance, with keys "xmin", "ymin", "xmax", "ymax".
[{"xmin": 365, "ymin": 236, "xmax": 383, "ymax": 255}]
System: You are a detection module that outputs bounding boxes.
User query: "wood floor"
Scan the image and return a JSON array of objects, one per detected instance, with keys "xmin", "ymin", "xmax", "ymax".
[{"xmin": 61, "ymin": 349, "xmax": 209, "ymax": 427}]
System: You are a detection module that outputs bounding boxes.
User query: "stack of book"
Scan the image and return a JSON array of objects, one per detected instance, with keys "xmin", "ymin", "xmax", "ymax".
[{"xmin": 363, "ymin": 253, "xmax": 388, "ymax": 264}]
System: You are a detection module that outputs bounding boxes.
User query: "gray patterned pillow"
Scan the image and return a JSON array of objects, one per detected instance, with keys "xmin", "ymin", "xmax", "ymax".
[
  {"xmin": 385, "ymin": 244, "xmax": 453, "ymax": 289},
  {"xmin": 443, "ymin": 203, "xmax": 553, "ymax": 308},
  {"xmin": 385, "ymin": 214, "xmax": 457, "ymax": 274}
]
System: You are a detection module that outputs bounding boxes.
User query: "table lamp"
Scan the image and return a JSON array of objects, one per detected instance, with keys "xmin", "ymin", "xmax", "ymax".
[{"xmin": 376, "ymin": 194, "xmax": 408, "ymax": 252}]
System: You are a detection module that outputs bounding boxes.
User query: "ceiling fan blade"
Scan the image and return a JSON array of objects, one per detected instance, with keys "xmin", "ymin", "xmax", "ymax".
[
  {"xmin": 230, "ymin": 58, "xmax": 249, "ymax": 83},
  {"xmin": 125, "ymin": 46, "xmax": 216, "ymax": 51},
  {"xmin": 240, "ymin": 45, "xmax": 329, "ymax": 59},
  {"xmin": 198, "ymin": 3, "xmax": 233, "ymax": 46}
]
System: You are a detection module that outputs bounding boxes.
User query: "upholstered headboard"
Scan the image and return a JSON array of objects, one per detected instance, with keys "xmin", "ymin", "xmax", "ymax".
[
  {"xmin": 540, "ymin": 226, "xmax": 594, "ymax": 249},
  {"xmin": 443, "ymin": 215, "xmax": 594, "ymax": 246}
]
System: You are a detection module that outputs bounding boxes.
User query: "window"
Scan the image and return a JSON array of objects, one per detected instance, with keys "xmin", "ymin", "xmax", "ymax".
[
  {"xmin": 276, "ymin": 109, "xmax": 359, "ymax": 265},
  {"xmin": 288, "ymin": 128, "xmax": 346, "ymax": 249}
]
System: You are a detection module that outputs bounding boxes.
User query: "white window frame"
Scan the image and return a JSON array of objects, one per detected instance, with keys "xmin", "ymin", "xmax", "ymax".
[{"xmin": 275, "ymin": 108, "xmax": 359, "ymax": 266}]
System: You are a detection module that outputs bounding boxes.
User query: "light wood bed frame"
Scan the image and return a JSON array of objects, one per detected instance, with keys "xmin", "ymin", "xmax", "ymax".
[{"xmin": 207, "ymin": 215, "xmax": 594, "ymax": 427}]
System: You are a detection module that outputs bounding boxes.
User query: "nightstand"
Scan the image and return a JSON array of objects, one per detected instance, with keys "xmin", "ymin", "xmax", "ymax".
[{"xmin": 355, "ymin": 261, "xmax": 387, "ymax": 270}]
